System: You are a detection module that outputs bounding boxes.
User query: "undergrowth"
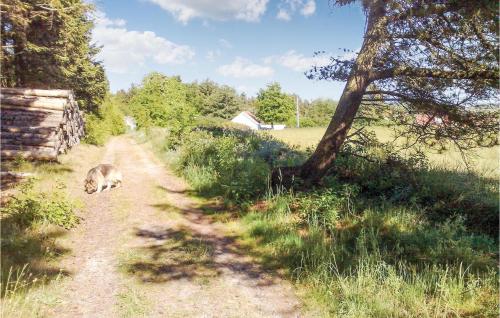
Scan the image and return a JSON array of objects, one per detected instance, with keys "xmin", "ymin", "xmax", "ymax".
[
  {"xmin": 1, "ymin": 176, "xmax": 79, "ymax": 316},
  {"xmin": 84, "ymin": 95, "xmax": 126, "ymax": 145},
  {"xmin": 2, "ymin": 180, "xmax": 80, "ymax": 229},
  {"xmin": 141, "ymin": 123, "xmax": 499, "ymax": 317}
]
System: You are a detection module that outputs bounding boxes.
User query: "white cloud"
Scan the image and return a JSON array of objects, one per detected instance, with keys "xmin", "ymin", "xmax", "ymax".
[
  {"xmin": 217, "ymin": 57, "xmax": 274, "ymax": 78},
  {"xmin": 92, "ymin": 11, "xmax": 194, "ymax": 74},
  {"xmin": 266, "ymin": 50, "xmax": 330, "ymax": 72},
  {"xmin": 276, "ymin": 0, "xmax": 316, "ymax": 20},
  {"xmin": 276, "ymin": 9, "xmax": 291, "ymax": 21},
  {"xmin": 148, "ymin": 0, "xmax": 269, "ymax": 23},
  {"xmin": 92, "ymin": 10, "xmax": 126, "ymax": 27},
  {"xmin": 301, "ymin": 0, "xmax": 316, "ymax": 16}
]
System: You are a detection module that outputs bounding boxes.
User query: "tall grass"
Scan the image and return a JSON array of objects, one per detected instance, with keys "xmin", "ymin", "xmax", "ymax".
[
  {"xmin": 144, "ymin": 123, "xmax": 498, "ymax": 317},
  {"xmin": 242, "ymin": 191, "xmax": 497, "ymax": 317},
  {"xmin": 263, "ymin": 126, "xmax": 499, "ymax": 177},
  {"xmin": 1, "ymin": 175, "xmax": 78, "ymax": 316},
  {"xmin": 1, "ymin": 265, "xmax": 63, "ymax": 317}
]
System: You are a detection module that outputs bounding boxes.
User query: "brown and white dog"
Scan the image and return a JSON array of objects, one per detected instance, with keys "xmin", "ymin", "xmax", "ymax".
[{"xmin": 84, "ymin": 164, "xmax": 122, "ymax": 194}]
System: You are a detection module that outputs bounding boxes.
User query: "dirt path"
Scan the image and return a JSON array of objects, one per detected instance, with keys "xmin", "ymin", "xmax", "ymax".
[{"xmin": 52, "ymin": 136, "xmax": 303, "ymax": 317}]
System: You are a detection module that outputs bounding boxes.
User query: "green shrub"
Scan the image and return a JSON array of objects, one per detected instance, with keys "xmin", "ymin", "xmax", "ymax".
[
  {"xmin": 128, "ymin": 73, "xmax": 197, "ymax": 147},
  {"xmin": 176, "ymin": 130, "xmax": 270, "ymax": 201},
  {"xmin": 1, "ymin": 181, "xmax": 79, "ymax": 229},
  {"xmin": 84, "ymin": 96, "xmax": 126, "ymax": 146},
  {"xmin": 333, "ymin": 144, "xmax": 499, "ymax": 236},
  {"xmin": 194, "ymin": 116, "xmax": 250, "ymax": 131},
  {"xmin": 83, "ymin": 113, "xmax": 108, "ymax": 146}
]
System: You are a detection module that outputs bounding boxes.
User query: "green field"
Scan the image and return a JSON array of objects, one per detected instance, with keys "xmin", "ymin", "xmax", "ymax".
[{"xmin": 262, "ymin": 127, "xmax": 499, "ymax": 177}]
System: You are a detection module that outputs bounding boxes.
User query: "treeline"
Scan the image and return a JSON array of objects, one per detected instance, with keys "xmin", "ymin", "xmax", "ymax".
[
  {"xmin": 1, "ymin": 0, "xmax": 126, "ymax": 146},
  {"xmin": 1, "ymin": 0, "xmax": 336, "ymax": 147},
  {"xmin": 116, "ymin": 72, "xmax": 338, "ymax": 130},
  {"xmin": 1, "ymin": 0, "xmax": 107, "ymax": 112}
]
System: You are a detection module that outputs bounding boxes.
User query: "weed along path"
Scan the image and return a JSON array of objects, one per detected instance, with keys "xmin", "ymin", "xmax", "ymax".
[{"xmin": 52, "ymin": 135, "xmax": 303, "ymax": 317}]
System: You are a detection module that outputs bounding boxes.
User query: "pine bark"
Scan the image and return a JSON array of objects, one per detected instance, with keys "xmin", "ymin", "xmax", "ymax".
[{"xmin": 283, "ymin": 2, "xmax": 386, "ymax": 185}]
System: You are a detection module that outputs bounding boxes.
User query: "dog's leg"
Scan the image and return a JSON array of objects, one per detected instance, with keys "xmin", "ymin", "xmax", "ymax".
[
  {"xmin": 104, "ymin": 181, "xmax": 112, "ymax": 191},
  {"xmin": 97, "ymin": 183, "xmax": 103, "ymax": 193}
]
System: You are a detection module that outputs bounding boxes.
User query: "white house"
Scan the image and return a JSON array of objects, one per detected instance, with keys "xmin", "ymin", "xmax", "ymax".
[
  {"xmin": 231, "ymin": 111, "xmax": 261, "ymax": 130},
  {"xmin": 231, "ymin": 111, "xmax": 286, "ymax": 130}
]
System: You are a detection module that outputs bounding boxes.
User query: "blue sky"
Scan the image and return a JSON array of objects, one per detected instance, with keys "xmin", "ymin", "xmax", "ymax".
[{"xmin": 91, "ymin": 0, "xmax": 365, "ymax": 100}]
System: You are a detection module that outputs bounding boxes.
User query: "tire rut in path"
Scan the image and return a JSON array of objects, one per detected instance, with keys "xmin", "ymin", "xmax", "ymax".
[{"xmin": 53, "ymin": 139, "xmax": 127, "ymax": 318}]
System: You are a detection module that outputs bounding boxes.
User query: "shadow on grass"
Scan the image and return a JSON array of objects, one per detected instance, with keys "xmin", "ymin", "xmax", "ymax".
[
  {"xmin": 123, "ymin": 227, "xmax": 219, "ymax": 283},
  {"xmin": 155, "ymin": 184, "xmax": 221, "ymax": 201},
  {"xmin": 124, "ymin": 225, "xmax": 281, "ymax": 287},
  {"xmin": 247, "ymin": 206, "xmax": 497, "ymax": 277},
  {"xmin": 1, "ymin": 161, "xmax": 74, "ymax": 191},
  {"xmin": 122, "ymin": 200, "xmax": 285, "ymax": 288},
  {"xmin": 332, "ymin": 161, "xmax": 499, "ymax": 237},
  {"xmin": 1, "ymin": 216, "xmax": 72, "ymax": 297}
]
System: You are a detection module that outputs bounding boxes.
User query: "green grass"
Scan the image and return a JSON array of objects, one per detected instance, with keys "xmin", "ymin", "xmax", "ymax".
[
  {"xmin": 262, "ymin": 127, "xmax": 499, "ymax": 176},
  {"xmin": 115, "ymin": 286, "xmax": 151, "ymax": 318},
  {"xmin": 0, "ymin": 262, "xmax": 65, "ymax": 317},
  {"xmin": 118, "ymin": 226, "xmax": 218, "ymax": 284},
  {"xmin": 239, "ymin": 191, "xmax": 498, "ymax": 317},
  {"xmin": 0, "ymin": 144, "xmax": 104, "ymax": 317},
  {"xmin": 143, "ymin": 123, "xmax": 498, "ymax": 318}
]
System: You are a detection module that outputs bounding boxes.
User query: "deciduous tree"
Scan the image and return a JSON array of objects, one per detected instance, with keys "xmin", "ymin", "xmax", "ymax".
[
  {"xmin": 187, "ymin": 80, "xmax": 243, "ymax": 119},
  {"xmin": 129, "ymin": 73, "xmax": 196, "ymax": 141},
  {"xmin": 256, "ymin": 83, "xmax": 294, "ymax": 126}
]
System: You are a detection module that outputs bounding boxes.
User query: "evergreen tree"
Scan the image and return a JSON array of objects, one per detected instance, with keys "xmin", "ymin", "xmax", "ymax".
[
  {"xmin": 1, "ymin": 0, "xmax": 108, "ymax": 112},
  {"xmin": 283, "ymin": 0, "xmax": 498, "ymax": 184}
]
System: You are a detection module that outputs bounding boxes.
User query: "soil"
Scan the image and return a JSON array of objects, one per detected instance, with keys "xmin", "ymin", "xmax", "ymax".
[{"xmin": 49, "ymin": 136, "xmax": 304, "ymax": 317}]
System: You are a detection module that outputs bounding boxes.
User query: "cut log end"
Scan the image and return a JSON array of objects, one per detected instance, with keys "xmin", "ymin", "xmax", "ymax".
[{"xmin": 1, "ymin": 87, "xmax": 85, "ymax": 161}]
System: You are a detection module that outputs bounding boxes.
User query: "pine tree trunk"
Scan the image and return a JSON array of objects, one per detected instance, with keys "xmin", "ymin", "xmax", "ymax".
[
  {"xmin": 273, "ymin": 2, "xmax": 386, "ymax": 187},
  {"xmin": 298, "ymin": 4, "xmax": 386, "ymax": 184},
  {"xmin": 299, "ymin": 73, "xmax": 370, "ymax": 182},
  {"xmin": 13, "ymin": 15, "xmax": 28, "ymax": 87}
]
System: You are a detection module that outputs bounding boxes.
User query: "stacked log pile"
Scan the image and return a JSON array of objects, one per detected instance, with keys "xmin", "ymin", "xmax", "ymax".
[{"xmin": 1, "ymin": 88, "xmax": 85, "ymax": 160}]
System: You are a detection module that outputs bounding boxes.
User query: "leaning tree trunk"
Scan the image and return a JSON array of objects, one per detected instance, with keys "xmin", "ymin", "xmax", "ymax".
[{"xmin": 275, "ymin": 3, "xmax": 387, "ymax": 186}]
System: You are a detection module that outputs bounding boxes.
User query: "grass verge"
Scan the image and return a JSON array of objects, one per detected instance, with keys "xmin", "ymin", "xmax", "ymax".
[{"xmin": 137, "ymin": 125, "xmax": 499, "ymax": 317}]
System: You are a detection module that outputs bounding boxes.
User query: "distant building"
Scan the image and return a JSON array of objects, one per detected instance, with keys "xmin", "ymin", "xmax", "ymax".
[
  {"xmin": 124, "ymin": 116, "xmax": 136, "ymax": 131},
  {"xmin": 259, "ymin": 123, "xmax": 286, "ymax": 130},
  {"xmin": 415, "ymin": 114, "xmax": 448, "ymax": 126},
  {"xmin": 231, "ymin": 111, "xmax": 286, "ymax": 130}
]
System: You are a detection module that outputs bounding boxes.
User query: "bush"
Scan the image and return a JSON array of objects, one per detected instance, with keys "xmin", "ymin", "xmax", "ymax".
[
  {"xmin": 83, "ymin": 113, "xmax": 108, "ymax": 146},
  {"xmin": 333, "ymin": 143, "xmax": 499, "ymax": 236},
  {"xmin": 1, "ymin": 181, "xmax": 79, "ymax": 229},
  {"xmin": 168, "ymin": 125, "xmax": 304, "ymax": 202},
  {"xmin": 176, "ymin": 130, "xmax": 270, "ymax": 201},
  {"xmin": 84, "ymin": 96, "xmax": 126, "ymax": 146}
]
